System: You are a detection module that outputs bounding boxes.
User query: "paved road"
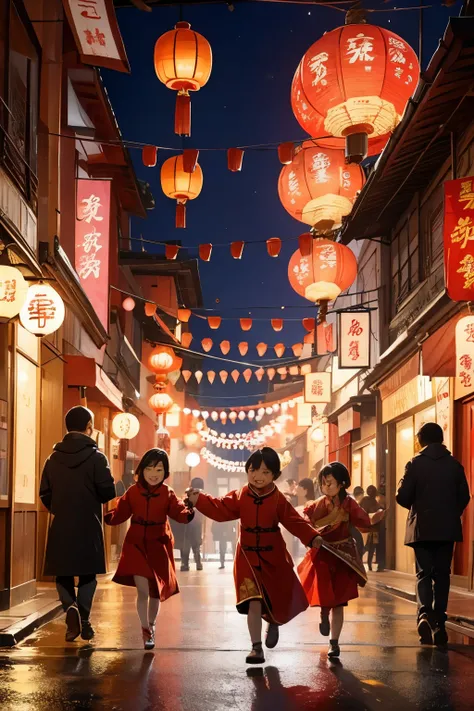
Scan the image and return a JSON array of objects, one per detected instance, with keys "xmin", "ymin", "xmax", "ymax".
[{"xmin": 1, "ymin": 566, "xmax": 473, "ymax": 710}]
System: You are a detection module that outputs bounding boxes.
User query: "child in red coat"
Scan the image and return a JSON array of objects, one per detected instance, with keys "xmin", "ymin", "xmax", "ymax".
[
  {"xmin": 105, "ymin": 449, "xmax": 192, "ymax": 649},
  {"xmin": 298, "ymin": 462, "xmax": 384, "ymax": 659},
  {"xmin": 186, "ymin": 447, "xmax": 320, "ymax": 665}
]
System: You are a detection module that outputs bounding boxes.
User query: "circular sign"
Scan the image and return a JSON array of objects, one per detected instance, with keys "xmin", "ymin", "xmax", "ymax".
[
  {"xmin": 19, "ymin": 283, "xmax": 65, "ymax": 336},
  {"xmin": 112, "ymin": 413, "xmax": 140, "ymax": 440},
  {"xmin": 0, "ymin": 265, "xmax": 29, "ymax": 319}
]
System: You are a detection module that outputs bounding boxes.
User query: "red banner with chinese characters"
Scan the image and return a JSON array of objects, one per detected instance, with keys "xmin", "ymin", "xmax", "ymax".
[
  {"xmin": 75, "ymin": 179, "xmax": 111, "ymax": 330},
  {"xmin": 338, "ymin": 311, "xmax": 370, "ymax": 369},
  {"xmin": 62, "ymin": 0, "xmax": 130, "ymax": 73},
  {"xmin": 444, "ymin": 177, "xmax": 474, "ymax": 302}
]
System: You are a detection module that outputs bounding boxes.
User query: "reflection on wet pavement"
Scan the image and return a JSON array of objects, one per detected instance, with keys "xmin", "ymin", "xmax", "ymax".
[{"xmin": 1, "ymin": 568, "xmax": 473, "ymax": 710}]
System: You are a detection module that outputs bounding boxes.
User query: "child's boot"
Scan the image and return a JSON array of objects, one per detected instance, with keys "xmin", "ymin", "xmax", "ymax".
[
  {"xmin": 328, "ymin": 639, "xmax": 340, "ymax": 659},
  {"xmin": 246, "ymin": 641, "xmax": 265, "ymax": 664},
  {"xmin": 265, "ymin": 623, "xmax": 279, "ymax": 648},
  {"xmin": 142, "ymin": 626, "xmax": 155, "ymax": 650}
]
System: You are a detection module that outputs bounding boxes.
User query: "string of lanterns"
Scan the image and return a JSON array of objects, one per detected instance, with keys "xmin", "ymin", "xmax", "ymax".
[
  {"xmin": 181, "ymin": 396, "xmax": 302, "ymax": 423},
  {"xmin": 200, "ymin": 448, "xmax": 246, "ymax": 474},
  {"xmin": 201, "ymin": 415, "xmax": 293, "ymax": 450},
  {"xmin": 180, "ymin": 363, "xmax": 312, "ymax": 385}
]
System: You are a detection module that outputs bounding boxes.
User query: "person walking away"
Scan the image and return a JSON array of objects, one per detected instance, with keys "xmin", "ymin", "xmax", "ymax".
[
  {"xmin": 212, "ymin": 520, "xmax": 236, "ymax": 568},
  {"xmin": 350, "ymin": 487, "xmax": 365, "ymax": 559},
  {"xmin": 360, "ymin": 486, "xmax": 384, "ymax": 571},
  {"xmin": 39, "ymin": 406, "xmax": 116, "ymax": 642},
  {"xmin": 180, "ymin": 476, "xmax": 205, "ymax": 571},
  {"xmin": 105, "ymin": 448, "xmax": 193, "ymax": 649},
  {"xmin": 396, "ymin": 422, "xmax": 470, "ymax": 647}
]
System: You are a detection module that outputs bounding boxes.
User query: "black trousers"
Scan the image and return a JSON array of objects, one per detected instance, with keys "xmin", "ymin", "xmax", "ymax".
[
  {"xmin": 218, "ymin": 540, "xmax": 236, "ymax": 566},
  {"xmin": 413, "ymin": 542, "xmax": 455, "ymax": 625},
  {"xmin": 181, "ymin": 543, "xmax": 202, "ymax": 568},
  {"xmin": 56, "ymin": 575, "xmax": 97, "ymax": 621}
]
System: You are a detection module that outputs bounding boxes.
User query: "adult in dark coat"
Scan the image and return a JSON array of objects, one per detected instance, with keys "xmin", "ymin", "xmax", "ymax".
[
  {"xmin": 39, "ymin": 406, "xmax": 116, "ymax": 642},
  {"xmin": 212, "ymin": 519, "xmax": 236, "ymax": 569},
  {"xmin": 180, "ymin": 477, "xmax": 205, "ymax": 571},
  {"xmin": 396, "ymin": 422, "xmax": 471, "ymax": 647}
]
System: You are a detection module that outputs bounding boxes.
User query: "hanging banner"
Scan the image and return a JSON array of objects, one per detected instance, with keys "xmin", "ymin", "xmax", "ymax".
[
  {"xmin": 316, "ymin": 322, "xmax": 336, "ymax": 355},
  {"xmin": 455, "ymin": 315, "xmax": 474, "ymax": 398},
  {"xmin": 62, "ymin": 0, "xmax": 130, "ymax": 73},
  {"xmin": 338, "ymin": 312, "xmax": 370, "ymax": 369},
  {"xmin": 75, "ymin": 179, "xmax": 111, "ymax": 330},
  {"xmin": 444, "ymin": 177, "xmax": 474, "ymax": 301},
  {"xmin": 304, "ymin": 372, "xmax": 331, "ymax": 404}
]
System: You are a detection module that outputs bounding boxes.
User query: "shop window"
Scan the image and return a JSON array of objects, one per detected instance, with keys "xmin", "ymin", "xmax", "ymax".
[
  {"xmin": 391, "ymin": 213, "xmax": 420, "ymax": 315},
  {"xmin": 0, "ymin": 0, "xmax": 39, "ymax": 208}
]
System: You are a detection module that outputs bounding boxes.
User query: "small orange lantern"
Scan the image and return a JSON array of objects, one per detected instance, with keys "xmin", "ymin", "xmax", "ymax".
[
  {"xmin": 149, "ymin": 392, "xmax": 174, "ymax": 415},
  {"xmin": 255, "ymin": 368, "xmax": 264, "ymax": 381},
  {"xmin": 202, "ymin": 338, "xmax": 213, "ymax": 352},
  {"xmin": 122, "ymin": 297, "xmax": 135, "ymax": 312},
  {"xmin": 267, "ymin": 368, "xmax": 276, "ymax": 381},
  {"xmin": 292, "ymin": 343, "xmax": 303, "ymax": 357},
  {"xmin": 149, "ymin": 346, "xmax": 182, "ymax": 374},
  {"xmin": 278, "ymin": 142, "xmax": 295, "ymax": 165},
  {"xmin": 181, "ymin": 332, "xmax": 193, "ymax": 349},
  {"xmin": 299, "ymin": 233, "xmax": 312, "ymax": 257},
  {"xmin": 178, "ymin": 308, "xmax": 192, "ymax": 323},
  {"xmin": 220, "ymin": 370, "xmax": 228, "ymax": 384},
  {"xmin": 161, "ymin": 154, "xmax": 203, "ymax": 228},
  {"xmin": 142, "ymin": 145, "xmax": 158, "ymax": 167},
  {"xmin": 228, "ymin": 148, "xmax": 244, "ymax": 172},
  {"xmin": 231, "ymin": 370, "xmax": 240, "ymax": 383},
  {"xmin": 231, "ymin": 241, "xmax": 245, "ymax": 259},
  {"xmin": 199, "ymin": 244, "xmax": 213, "ymax": 262},
  {"xmin": 238, "ymin": 342, "xmax": 248, "ymax": 356},
  {"xmin": 154, "ymin": 21, "xmax": 212, "ymax": 137},
  {"xmin": 257, "ymin": 343, "xmax": 268, "ymax": 357},
  {"xmin": 240, "ymin": 318, "xmax": 252, "ymax": 331},
  {"xmin": 271, "ymin": 319, "xmax": 283, "ymax": 332},
  {"xmin": 145, "ymin": 302, "xmax": 157, "ymax": 317},
  {"xmin": 267, "ymin": 238, "xmax": 282, "ymax": 258},
  {"xmin": 207, "ymin": 371, "xmax": 216, "ymax": 384},
  {"xmin": 303, "ymin": 317, "xmax": 315, "ymax": 332},
  {"xmin": 208, "ymin": 316, "xmax": 222, "ymax": 330},
  {"xmin": 165, "ymin": 244, "xmax": 180, "ymax": 260},
  {"xmin": 181, "ymin": 370, "xmax": 192, "ymax": 382},
  {"xmin": 243, "ymin": 369, "xmax": 252, "ymax": 383},
  {"xmin": 274, "ymin": 344, "xmax": 286, "ymax": 358},
  {"xmin": 220, "ymin": 341, "xmax": 231, "ymax": 355}
]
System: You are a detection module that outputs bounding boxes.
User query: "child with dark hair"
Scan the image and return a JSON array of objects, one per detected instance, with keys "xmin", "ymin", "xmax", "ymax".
[
  {"xmin": 105, "ymin": 449, "xmax": 193, "ymax": 649},
  {"xmin": 298, "ymin": 462, "xmax": 384, "ymax": 659},
  {"xmin": 186, "ymin": 447, "xmax": 321, "ymax": 665}
]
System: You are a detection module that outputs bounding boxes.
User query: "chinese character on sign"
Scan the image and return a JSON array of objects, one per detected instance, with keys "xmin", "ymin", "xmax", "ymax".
[
  {"xmin": 451, "ymin": 216, "xmax": 474, "ymax": 249},
  {"xmin": 394, "ymin": 67, "xmax": 403, "ymax": 79},
  {"xmin": 457, "ymin": 254, "xmax": 474, "ymax": 290},
  {"xmin": 348, "ymin": 340, "xmax": 360, "ymax": 361},
  {"xmin": 27, "ymin": 294, "xmax": 57, "ymax": 329},
  {"xmin": 0, "ymin": 279, "xmax": 17, "ymax": 302},
  {"xmin": 346, "ymin": 34, "xmax": 374, "ymax": 64},
  {"xmin": 388, "ymin": 36, "xmax": 407, "ymax": 64},
  {"xmin": 460, "ymin": 371, "xmax": 472, "ymax": 388},
  {"xmin": 465, "ymin": 322, "xmax": 474, "ymax": 343},
  {"xmin": 292, "ymin": 257, "xmax": 310, "ymax": 286},
  {"xmin": 459, "ymin": 180, "xmax": 474, "ymax": 211},
  {"xmin": 81, "ymin": 194, "xmax": 104, "ymax": 223},
  {"xmin": 319, "ymin": 244, "xmax": 337, "ymax": 270},
  {"xmin": 288, "ymin": 170, "xmax": 301, "ymax": 204},
  {"xmin": 82, "ymin": 226, "xmax": 102, "ymax": 254},
  {"xmin": 311, "ymin": 379, "xmax": 324, "ymax": 397},
  {"xmin": 118, "ymin": 419, "xmax": 131, "ymax": 437},
  {"xmin": 460, "ymin": 354, "xmax": 473, "ymax": 370},
  {"xmin": 347, "ymin": 318, "xmax": 363, "ymax": 336},
  {"xmin": 78, "ymin": 1, "xmax": 102, "ymax": 19},
  {"xmin": 311, "ymin": 153, "xmax": 330, "ymax": 184},
  {"xmin": 309, "ymin": 51, "xmax": 329, "ymax": 87},
  {"xmin": 84, "ymin": 28, "xmax": 106, "ymax": 47},
  {"xmin": 78, "ymin": 253, "xmax": 101, "ymax": 280},
  {"xmin": 342, "ymin": 170, "xmax": 351, "ymax": 190}
]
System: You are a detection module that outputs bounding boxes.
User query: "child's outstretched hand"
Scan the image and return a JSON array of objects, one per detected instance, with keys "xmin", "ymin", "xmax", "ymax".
[
  {"xmin": 185, "ymin": 487, "xmax": 200, "ymax": 508},
  {"xmin": 312, "ymin": 536, "xmax": 324, "ymax": 549}
]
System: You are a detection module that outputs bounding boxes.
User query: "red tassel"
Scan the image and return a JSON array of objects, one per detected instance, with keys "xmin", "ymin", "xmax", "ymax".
[
  {"xmin": 142, "ymin": 145, "xmax": 157, "ymax": 167},
  {"xmin": 175, "ymin": 92, "xmax": 191, "ymax": 137},
  {"xmin": 278, "ymin": 142, "xmax": 294, "ymax": 165},
  {"xmin": 176, "ymin": 202, "xmax": 186, "ymax": 229},
  {"xmin": 165, "ymin": 244, "xmax": 180, "ymax": 260},
  {"xmin": 299, "ymin": 233, "xmax": 313, "ymax": 257},
  {"xmin": 199, "ymin": 244, "xmax": 213, "ymax": 262},
  {"xmin": 183, "ymin": 149, "xmax": 199, "ymax": 174},
  {"xmin": 228, "ymin": 148, "xmax": 244, "ymax": 172}
]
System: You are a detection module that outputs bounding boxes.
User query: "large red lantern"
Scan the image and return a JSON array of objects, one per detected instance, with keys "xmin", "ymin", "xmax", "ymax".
[
  {"xmin": 278, "ymin": 143, "xmax": 364, "ymax": 232},
  {"xmin": 154, "ymin": 21, "xmax": 212, "ymax": 137},
  {"xmin": 288, "ymin": 238, "xmax": 357, "ymax": 322},
  {"xmin": 149, "ymin": 392, "xmax": 174, "ymax": 415},
  {"xmin": 291, "ymin": 23, "xmax": 419, "ymax": 162},
  {"xmin": 161, "ymin": 154, "xmax": 203, "ymax": 228},
  {"xmin": 148, "ymin": 346, "xmax": 182, "ymax": 375}
]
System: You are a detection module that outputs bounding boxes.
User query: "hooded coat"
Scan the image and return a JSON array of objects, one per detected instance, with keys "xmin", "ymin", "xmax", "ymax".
[
  {"xmin": 396, "ymin": 443, "xmax": 471, "ymax": 546},
  {"xmin": 39, "ymin": 433, "xmax": 116, "ymax": 576}
]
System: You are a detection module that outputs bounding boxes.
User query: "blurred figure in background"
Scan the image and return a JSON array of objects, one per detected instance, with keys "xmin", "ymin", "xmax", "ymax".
[
  {"xmin": 283, "ymin": 478, "xmax": 298, "ymax": 507},
  {"xmin": 360, "ymin": 485, "xmax": 384, "ymax": 571},
  {"xmin": 180, "ymin": 477, "xmax": 205, "ymax": 571},
  {"xmin": 212, "ymin": 520, "xmax": 237, "ymax": 569},
  {"xmin": 349, "ymin": 487, "xmax": 365, "ymax": 559},
  {"xmin": 353, "ymin": 486, "xmax": 364, "ymax": 504},
  {"xmin": 297, "ymin": 478, "xmax": 315, "ymax": 504}
]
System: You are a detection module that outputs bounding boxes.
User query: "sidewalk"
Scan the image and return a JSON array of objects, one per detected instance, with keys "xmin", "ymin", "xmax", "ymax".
[
  {"xmin": 367, "ymin": 570, "xmax": 474, "ymax": 630},
  {"xmin": 0, "ymin": 585, "xmax": 62, "ymax": 648}
]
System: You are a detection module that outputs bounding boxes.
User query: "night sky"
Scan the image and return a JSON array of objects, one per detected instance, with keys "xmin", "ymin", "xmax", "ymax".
[{"xmin": 103, "ymin": 1, "xmax": 460, "ymax": 419}]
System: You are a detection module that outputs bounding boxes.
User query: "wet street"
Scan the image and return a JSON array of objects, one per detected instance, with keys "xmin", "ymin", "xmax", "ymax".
[{"xmin": 1, "ymin": 566, "xmax": 474, "ymax": 711}]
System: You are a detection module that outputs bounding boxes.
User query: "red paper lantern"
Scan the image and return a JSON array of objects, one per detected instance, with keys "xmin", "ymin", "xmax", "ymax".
[
  {"xmin": 278, "ymin": 142, "xmax": 295, "ymax": 165},
  {"xmin": 202, "ymin": 338, "xmax": 213, "ymax": 352},
  {"xmin": 165, "ymin": 244, "xmax": 180, "ymax": 260},
  {"xmin": 267, "ymin": 238, "xmax": 282, "ymax": 258},
  {"xmin": 288, "ymin": 238, "xmax": 357, "ymax": 321},
  {"xmin": 267, "ymin": 368, "xmax": 276, "ymax": 381},
  {"xmin": 182, "ymin": 370, "xmax": 192, "ymax": 382},
  {"xmin": 303, "ymin": 317, "xmax": 315, "ymax": 332},
  {"xmin": 228, "ymin": 148, "xmax": 244, "ymax": 172},
  {"xmin": 199, "ymin": 244, "xmax": 213, "ymax": 262},
  {"xmin": 255, "ymin": 368, "xmax": 264, "ymax": 382},
  {"xmin": 291, "ymin": 24, "xmax": 419, "ymax": 162},
  {"xmin": 240, "ymin": 318, "xmax": 252, "ymax": 331},
  {"xmin": 161, "ymin": 154, "xmax": 203, "ymax": 228},
  {"xmin": 238, "ymin": 342, "xmax": 248, "ymax": 356},
  {"xmin": 178, "ymin": 308, "xmax": 192, "ymax": 323},
  {"xmin": 231, "ymin": 241, "xmax": 245, "ymax": 259},
  {"xmin": 299, "ymin": 233, "xmax": 313, "ymax": 257},
  {"xmin": 149, "ymin": 392, "xmax": 174, "ymax": 415},
  {"xmin": 149, "ymin": 346, "xmax": 182, "ymax": 374},
  {"xmin": 231, "ymin": 370, "xmax": 240, "ymax": 383},
  {"xmin": 292, "ymin": 343, "xmax": 303, "ymax": 357},
  {"xmin": 220, "ymin": 341, "xmax": 231, "ymax": 355},
  {"xmin": 220, "ymin": 370, "xmax": 228, "ymax": 384},
  {"xmin": 207, "ymin": 371, "xmax": 216, "ymax": 384},
  {"xmin": 154, "ymin": 21, "xmax": 212, "ymax": 137},
  {"xmin": 208, "ymin": 316, "xmax": 222, "ymax": 330},
  {"xmin": 278, "ymin": 143, "xmax": 364, "ymax": 232},
  {"xmin": 145, "ymin": 302, "xmax": 157, "ymax": 317},
  {"xmin": 257, "ymin": 343, "xmax": 268, "ymax": 357},
  {"xmin": 271, "ymin": 319, "xmax": 283, "ymax": 332},
  {"xmin": 274, "ymin": 344, "xmax": 286, "ymax": 358},
  {"xmin": 183, "ymin": 149, "xmax": 199, "ymax": 173},
  {"xmin": 142, "ymin": 146, "xmax": 158, "ymax": 167},
  {"xmin": 181, "ymin": 332, "xmax": 193, "ymax": 349},
  {"xmin": 243, "ymin": 369, "xmax": 252, "ymax": 383}
]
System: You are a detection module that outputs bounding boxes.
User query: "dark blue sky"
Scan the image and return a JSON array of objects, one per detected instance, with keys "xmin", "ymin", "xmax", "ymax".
[{"xmin": 104, "ymin": 2, "xmax": 459, "ymax": 410}]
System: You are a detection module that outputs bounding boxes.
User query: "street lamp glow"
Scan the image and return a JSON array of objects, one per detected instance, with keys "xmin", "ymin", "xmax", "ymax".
[{"xmin": 186, "ymin": 452, "xmax": 201, "ymax": 469}]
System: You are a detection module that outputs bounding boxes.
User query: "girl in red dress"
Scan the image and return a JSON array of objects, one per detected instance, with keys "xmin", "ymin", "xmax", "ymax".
[
  {"xmin": 298, "ymin": 462, "xmax": 384, "ymax": 659},
  {"xmin": 186, "ymin": 447, "xmax": 320, "ymax": 665},
  {"xmin": 105, "ymin": 449, "xmax": 193, "ymax": 649}
]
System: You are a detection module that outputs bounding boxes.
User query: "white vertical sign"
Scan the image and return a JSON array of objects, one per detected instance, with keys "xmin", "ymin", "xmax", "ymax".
[{"xmin": 339, "ymin": 311, "xmax": 370, "ymax": 369}]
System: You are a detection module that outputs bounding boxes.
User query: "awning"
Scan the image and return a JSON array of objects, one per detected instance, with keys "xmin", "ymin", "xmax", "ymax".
[
  {"xmin": 422, "ymin": 313, "xmax": 465, "ymax": 377},
  {"xmin": 65, "ymin": 355, "xmax": 123, "ymax": 411},
  {"xmin": 379, "ymin": 353, "xmax": 420, "ymax": 400}
]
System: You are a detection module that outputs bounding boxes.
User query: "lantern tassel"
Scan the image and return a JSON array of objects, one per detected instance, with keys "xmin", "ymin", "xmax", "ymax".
[
  {"xmin": 175, "ymin": 91, "xmax": 191, "ymax": 137},
  {"xmin": 176, "ymin": 201, "xmax": 187, "ymax": 229}
]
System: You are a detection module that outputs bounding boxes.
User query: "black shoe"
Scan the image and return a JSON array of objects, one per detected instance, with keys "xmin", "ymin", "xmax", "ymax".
[
  {"xmin": 328, "ymin": 639, "xmax": 340, "ymax": 658},
  {"xmin": 246, "ymin": 642, "xmax": 265, "ymax": 664},
  {"xmin": 417, "ymin": 615, "xmax": 433, "ymax": 645},
  {"xmin": 433, "ymin": 624, "xmax": 448, "ymax": 647},
  {"xmin": 320, "ymin": 612, "xmax": 330, "ymax": 637},
  {"xmin": 80, "ymin": 620, "xmax": 95, "ymax": 641},
  {"xmin": 265, "ymin": 623, "xmax": 279, "ymax": 649},
  {"xmin": 219, "ymin": 565, "xmax": 225, "ymax": 570},
  {"xmin": 180, "ymin": 566, "xmax": 189, "ymax": 572},
  {"xmin": 65, "ymin": 605, "xmax": 81, "ymax": 642},
  {"xmin": 196, "ymin": 565, "xmax": 203, "ymax": 571}
]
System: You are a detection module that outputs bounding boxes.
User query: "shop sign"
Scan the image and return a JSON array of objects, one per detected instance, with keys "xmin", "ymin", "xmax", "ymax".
[
  {"xmin": 444, "ymin": 177, "xmax": 474, "ymax": 301},
  {"xmin": 0, "ymin": 266, "xmax": 28, "ymax": 319},
  {"xmin": 14, "ymin": 353, "xmax": 37, "ymax": 504},
  {"xmin": 297, "ymin": 402, "xmax": 313, "ymax": 427},
  {"xmin": 381, "ymin": 376, "xmax": 433, "ymax": 424},
  {"xmin": 434, "ymin": 377, "xmax": 452, "ymax": 451},
  {"xmin": 19, "ymin": 284, "xmax": 65, "ymax": 336},
  {"xmin": 339, "ymin": 311, "xmax": 370, "ymax": 369},
  {"xmin": 75, "ymin": 179, "xmax": 111, "ymax": 330},
  {"xmin": 338, "ymin": 407, "xmax": 354, "ymax": 437},
  {"xmin": 454, "ymin": 315, "xmax": 474, "ymax": 400},
  {"xmin": 62, "ymin": 0, "xmax": 130, "ymax": 73},
  {"xmin": 305, "ymin": 372, "xmax": 331, "ymax": 403}
]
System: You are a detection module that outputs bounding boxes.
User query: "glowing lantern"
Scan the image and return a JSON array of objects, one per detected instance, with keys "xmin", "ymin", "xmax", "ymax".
[
  {"xmin": 0, "ymin": 266, "xmax": 28, "ymax": 319},
  {"xmin": 181, "ymin": 370, "xmax": 192, "ymax": 382},
  {"xmin": 199, "ymin": 244, "xmax": 213, "ymax": 262},
  {"xmin": 148, "ymin": 346, "xmax": 182, "ymax": 374},
  {"xmin": 208, "ymin": 316, "xmax": 221, "ymax": 330},
  {"xmin": 278, "ymin": 144, "xmax": 364, "ymax": 232},
  {"xmin": 220, "ymin": 341, "xmax": 231, "ymax": 355},
  {"xmin": 161, "ymin": 154, "xmax": 203, "ymax": 228},
  {"xmin": 248, "ymin": 410, "xmax": 255, "ymax": 420},
  {"xmin": 185, "ymin": 451, "xmax": 201, "ymax": 468},
  {"xmin": 220, "ymin": 411, "xmax": 227, "ymax": 423},
  {"xmin": 231, "ymin": 241, "xmax": 245, "ymax": 259},
  {"xmin": 243, "ymin": 369, "xmax": 252, "ymax": 383},
  {"xmin": 303, "ymin": 318, "xmax": 315, "ymax": 332},
  {"xmin": 112, "ymin": 413, "xmax": 140, "ymax": 440},
  {"xmin": 271, "ymin": 319, "xmax": 283, "ymax": 332},
  {"xmin": 166, "ymin": 244, "xmax": 180, "ymax": 260},
  {"xmin": 238, "ymin": 342, "xmax": 248, "ymax": 356},
  {"xmin": 288, "ymin": 239, "xmax": 357, "ymax": 322},
  {"xmin": 257, "ymin": 343, "xmax": 268, "ymax": 357},
  {"xmin": 228, "ymin": 148, "xmax": 244, "ymax": 172},
  {"xmin": 238, "ymin": 411, "xmax": 246, "ymax": 421},
  {"xmin": 145, "ymin": 302, "xmax": 157, "ymax": 317},
  {"xmin": 181, "ymin": 332, "xmax": 193, "ymax": 349},
  {"xmin": 20, "ymin": 283, "xmax": 65, "ymax": 336},
  {"xmin": 231, "ymin": 370, "xmax": 240, "ymax": 383},
  {"xmin": 267, "ymin": 368, "xmax": 276, "ymax": 381},
  {"xmin": 255, "ymin": 369, "xmax": 264, "ymax": 381},
  {"xmin": 142, "ymin": 146, "xmax": 157, "ymax": 167},
  {"xmin": 207, "ymin": 371, "xmax": 216, "ymax": 384},
  {"xmin": 220, "ymin": 370, "xmax": 228, "ymax": 384},
  {"xmin": 178, "ymin": 308, "xmax": 192, "ymax": 322},
  {"xmin": 122, "ymin": 297, "xmax": 136, "ymax": 312},
  {"xmin": 311, "ymin": 427, "xmax": 325, "ymax": 444},
  {"xmin": 267, "ymin": 238, "xmax": 282, "ymax": 258},
  {"xmin": 149, "ymin": 392, "xmax": 174, "ymax": 415},
  {"xmin": 195, "ymin": 371, "xmax": 203, "ymax": 384},
  {"xmin": 229, "ymin": 411, "xmax": 237, "ymax": 423},
  {"xmin": 299, "ymin": 233, "xmax": 312, "ymax": 256},
  {"xmin": 211, "ymin": 411, "xmax": 219, "ymax": 421},
  {"xmin": 240, "ymin": 318, "xmax": 252, "ymax": 331},
  {"xmin": 274, "ymin": 344, "xmax": 285, "ymax": 358},
  {"xmin": 184, "ymin": 432, "xmax": 199, "ymax": 447},
  {"xmin": 154, "ymin": 21, "xmax": 212, "ymax": 137},
  {"xmin": 202, "ymin": 338, "xmax": 213, "ymax": 352},
  {"xmin": 291, "ymin": 23, "xmax": 419, "ymax": 162},
  {"xmin": 292, "ymin": 343, "xmax": 303, "ymax": 357}
]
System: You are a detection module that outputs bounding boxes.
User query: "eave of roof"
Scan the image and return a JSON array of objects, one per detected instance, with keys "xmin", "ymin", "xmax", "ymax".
[{"xmin": 340, "ymin": 17, "xmax": 474, "ymax": 244}]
